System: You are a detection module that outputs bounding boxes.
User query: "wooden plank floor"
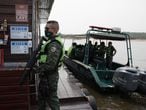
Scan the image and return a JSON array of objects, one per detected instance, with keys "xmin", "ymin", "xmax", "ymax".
[
  {"xmin": 59, "ymin": 66, "xmax": 94, "ymax": 109},
  {"xmin": 58, "ymin": 66, "xmax": 83, "ymax": 99},
  {"xmin": 31, "ymin": 66, "xmax": 94, "ymax": 110}
]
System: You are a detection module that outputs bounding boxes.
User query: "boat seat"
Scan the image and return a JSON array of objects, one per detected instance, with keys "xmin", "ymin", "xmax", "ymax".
[{"xmin": 92, "ymin": 57, "xmax": 106, "ymax": 70}]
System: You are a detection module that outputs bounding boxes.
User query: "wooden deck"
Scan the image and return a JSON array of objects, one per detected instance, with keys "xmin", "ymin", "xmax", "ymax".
[
  {"xmin": 0, "ymin": 63, "xmax": 96, "ymax": 110},
  {"xmin": 58, "ymin": 66, "xmax": 95, "ymax": 110},
  {"xmin": 58, "ymin": 66, "xmax": 83, "ymax": 98}
]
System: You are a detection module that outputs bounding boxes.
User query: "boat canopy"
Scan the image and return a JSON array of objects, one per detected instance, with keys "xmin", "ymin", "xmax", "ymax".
[{"xmin": 87, "ymin": 26, "xmax": 128, "ymax": 41}]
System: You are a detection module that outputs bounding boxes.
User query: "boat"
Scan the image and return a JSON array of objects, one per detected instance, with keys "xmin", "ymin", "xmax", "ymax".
[
  {"xmin": 64, "ymin": 25, "xmax": 146, "ymax": 92},
  {"xmin": 138, "ymin": 70, "xmax": 146, "ymax": 94},
  {"xmin": 113, "ymin": 66, "xmax": 140, "ymax": 92}
]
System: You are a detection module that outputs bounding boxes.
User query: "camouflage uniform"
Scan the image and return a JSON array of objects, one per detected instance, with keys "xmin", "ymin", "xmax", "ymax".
[
  {"xmin": 38, "ymin": 36, "xmax": 63, "ymax": 110},
  {"xmin": 106, "ymin": 42, "xmax": 116, "ymax": 69},
  {"xmin": 97, "ymin": 42, "xmax": 106, "ymax": 59}
]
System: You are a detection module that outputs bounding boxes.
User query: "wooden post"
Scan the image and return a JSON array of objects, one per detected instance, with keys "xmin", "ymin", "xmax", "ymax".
[{"xmin": 0, "ymin": 49, "xmax": 4, "ymax": 65}]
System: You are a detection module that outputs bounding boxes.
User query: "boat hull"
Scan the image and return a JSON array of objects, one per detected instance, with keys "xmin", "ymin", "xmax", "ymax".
[
  {"xmin": 138, "ymin": 71, "xmax": 146, "ymax": 94},
  {"xmin": 64, "ymin": 56, "xmax": 115, "ymax": 91}
]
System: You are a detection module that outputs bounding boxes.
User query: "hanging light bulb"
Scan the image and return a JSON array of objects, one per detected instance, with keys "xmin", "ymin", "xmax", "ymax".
[{"xmin": 3, "ymin": 19, "xmax": 7, "ymax": 31}]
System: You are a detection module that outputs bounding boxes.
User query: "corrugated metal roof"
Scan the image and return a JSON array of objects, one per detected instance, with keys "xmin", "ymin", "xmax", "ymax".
[{"xmin": 38, "ymin": 0, "xmax": 54, "ymax": 23}]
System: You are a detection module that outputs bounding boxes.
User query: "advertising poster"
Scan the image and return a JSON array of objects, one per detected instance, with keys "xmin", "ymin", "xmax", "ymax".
[{"xmin": 15, "ymin": 4, "xmax": 28, "ymax": 22}]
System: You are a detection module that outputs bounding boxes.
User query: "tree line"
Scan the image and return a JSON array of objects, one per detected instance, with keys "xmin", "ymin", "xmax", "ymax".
[
  {"xmin": 62, "ymin": 32, "xmax": 146, "ymax": 39},
  {"xmin": 127, "ymin": 32, "xmax": 146, "ymax": 39}
]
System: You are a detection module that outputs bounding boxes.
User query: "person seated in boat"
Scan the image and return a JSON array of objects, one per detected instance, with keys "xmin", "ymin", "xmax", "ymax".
[
  {"xmin": 106, "ymin": 41, "xmax": 117, "ymax": 69},
  {"xmin": 67, "ymin": 42, "xmax": 77, "ymax": 59},
  {"xmin": 74, "ymin": 44, "xmax": 85, "ymax": 61}
]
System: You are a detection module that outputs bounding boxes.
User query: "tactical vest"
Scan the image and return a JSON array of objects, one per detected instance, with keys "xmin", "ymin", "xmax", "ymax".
[
  {"xmin": 39, "ymin": 36, "xmax": 64, "ymax": 67},
  {"xmin": 67, "ymin": 46, "xmax": 73, "ymax": 56}
]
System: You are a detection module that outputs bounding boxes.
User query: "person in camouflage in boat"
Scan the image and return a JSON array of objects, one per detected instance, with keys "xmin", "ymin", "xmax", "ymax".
[
  {"xmin": 37, "ymin": 20, "xmax": 64, "ymax": 110},
  {"xmin": 97, "ymin": 41, "xmax": 106, "ymax": 59},
  {"xmin": 106, "ymin": 41, "xmax": 116, "ymax": 69}
]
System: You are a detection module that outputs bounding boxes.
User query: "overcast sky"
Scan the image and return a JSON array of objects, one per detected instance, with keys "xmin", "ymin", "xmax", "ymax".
[{"xmin": 49, "ymin": 0, "xmax": 146, "ymax": 34}]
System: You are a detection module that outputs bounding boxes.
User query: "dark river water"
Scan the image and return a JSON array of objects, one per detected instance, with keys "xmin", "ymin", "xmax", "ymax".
[
  {"xmin": 64, "ymin": 39, "xmax": 146, "ymax": 110},
  {"xmin": 112, "ymin": 39, "xmax": 146, "ymax": 69}
]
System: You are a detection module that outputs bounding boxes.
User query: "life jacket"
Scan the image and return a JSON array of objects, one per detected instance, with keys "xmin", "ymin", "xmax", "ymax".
[
  {"xmin": 38, "ymin": 35, "xmax": 64, "ymax": 67},
  {"xmin": 67, "ymin": 46, "xmax": 73, "ymax": 56}
]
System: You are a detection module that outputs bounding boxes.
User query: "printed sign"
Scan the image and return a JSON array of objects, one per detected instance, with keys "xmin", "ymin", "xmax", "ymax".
[
  {"xmin": 0, "ymin": 39, "xmax": 3, "ymax": 45},
  {"xmin": 28, "ymin": 40, "xmax": 32, "ymax": 47},
  {"xmin": 10, "ymin": 25, "xmax": 29, "ymax": 39},
  {"xmin": 28, "ymin": 32, "xmax": 32, "ymax": 39},
  {"xmin": 15, "ymin": 4, "xmax": 28, "ymax": 22},
  {"xmin": 11, "ymin": 41, "xmax": 29, "ymax": 54}
]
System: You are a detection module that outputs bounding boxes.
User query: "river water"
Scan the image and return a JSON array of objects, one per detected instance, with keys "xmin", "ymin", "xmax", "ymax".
[
  {"xmin": 112, "ymin": 39, "xmax": 146, "ymax": 69},
  {"xmin": 64, "ymin": 39, "xmax": 146, "ymax": 110}
]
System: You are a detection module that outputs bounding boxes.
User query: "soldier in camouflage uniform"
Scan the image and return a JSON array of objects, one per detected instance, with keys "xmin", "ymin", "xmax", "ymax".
[
  {"xmin": 106, "ymin": 41, "xmax": 116, "ymax": 69},
  {"xmin": 37, "ymin": 20, "xmax": 64, "ymax": 110},
  {"xmin": 97, "ymin": 42, "xmax": 106, "ymax": 59}
]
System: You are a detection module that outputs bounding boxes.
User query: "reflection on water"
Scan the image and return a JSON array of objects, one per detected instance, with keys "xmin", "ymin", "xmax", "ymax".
[
  {"xmin": 64, "ymin": 39, "xmax": 146, "ymax": 110},
  {"xmin": 131, "ymin": 40, "xmax": 146, "ymax": 69}
]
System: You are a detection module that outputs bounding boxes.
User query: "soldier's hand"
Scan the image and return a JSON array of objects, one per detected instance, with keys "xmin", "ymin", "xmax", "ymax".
[
  {"xmin": 32, "ymin": 65, "xmax": 39, "ymax": 72},
  {"xmin": 37, "ymin": 65, "xmax": 46, "ymax": 73}
]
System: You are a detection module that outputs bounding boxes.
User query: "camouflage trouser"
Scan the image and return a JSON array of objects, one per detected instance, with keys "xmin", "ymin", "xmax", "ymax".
[
  {"xmin": 38, "ymin": 71, "xmax": 60, "ymax": 110},
  {"xmin": 106, "ymin": 56, "xmax": 113, "ymax": 69}
]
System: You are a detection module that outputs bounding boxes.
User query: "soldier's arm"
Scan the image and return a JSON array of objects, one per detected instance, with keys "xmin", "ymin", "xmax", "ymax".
[{"xmin": 113, "ymin": 46, "xmax": 117, "ymax": 56}]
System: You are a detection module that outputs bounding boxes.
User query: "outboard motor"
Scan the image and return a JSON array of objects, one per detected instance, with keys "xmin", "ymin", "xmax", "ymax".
[
  {"xmin": 138, "ymin": 70, "xmax": 146, "ymax": 94},
  {"xmin": 113, "ymin": 67, "xmax": 140, "ymax": 92}
]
